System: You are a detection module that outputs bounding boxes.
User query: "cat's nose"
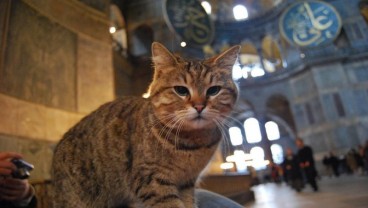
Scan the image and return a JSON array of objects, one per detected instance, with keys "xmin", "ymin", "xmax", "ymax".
[{"xmin": 194, "ymin": 104, "xmax": 205, "ymax": 113}]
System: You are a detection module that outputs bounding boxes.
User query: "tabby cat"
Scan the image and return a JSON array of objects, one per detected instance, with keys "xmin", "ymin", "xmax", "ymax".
[{"xmin": 51, "ymin": 42, "xmax": 240, "ymax": 208}]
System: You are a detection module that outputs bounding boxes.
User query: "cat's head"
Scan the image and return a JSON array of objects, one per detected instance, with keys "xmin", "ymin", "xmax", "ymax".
[{"xmin": 148, "ymin": 42, "xmax": 240, "ymax": 130}]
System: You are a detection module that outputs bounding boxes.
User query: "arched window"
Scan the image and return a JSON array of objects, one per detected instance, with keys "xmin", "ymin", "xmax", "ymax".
[
  {"xmin": 232, "ymin": 63, "xmax": 243, "ymax": 80},
  {"xmin": 250, "ymin": 146, "xmax": 267, "ymax": 170},
  {"xmin": 229, "ymin": 127, "xmax": 243, "ymax": 146},
  {"xmin": 271, "ymin": 144, "xmax": 284, "ymax": 164},
  {"xmin": 244, "ymin": 118, "xmax": 262, "ymax": 143},
  {"xmin": 201, "ymin": 1, "xmax": 212, "ymax": 14},
  {"xmin": 261, "ymin": 36, "xmax": 283, "ymax": 73},
  {"xmin": 238, "ymin": 42, "xmax": 265, "ymax": 79},
  {"xmin": 233, "ymin": 5, "xmax": 248, "ymax": 20},
  {"xmin": 265, "ymin": 121, "xmax": 280, "ymax": 141}
]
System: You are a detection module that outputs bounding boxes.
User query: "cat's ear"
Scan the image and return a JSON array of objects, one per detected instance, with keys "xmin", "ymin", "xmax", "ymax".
[
  {"xmin": 151, "ymin": 42, "xmax": 177, "ymax": 69},
  {"xmin": 210, "ymin": 45, "xmax": 241, "ymax": 70}
]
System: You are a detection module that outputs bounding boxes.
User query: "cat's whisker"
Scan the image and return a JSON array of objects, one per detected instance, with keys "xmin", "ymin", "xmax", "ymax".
[
  {"xmin": 213, "ymin": 119, "xmax": 232, "ymax": 158},
  {"xmin": 174, "ymin": 119, "xmax": 185, "ymax": 152}
]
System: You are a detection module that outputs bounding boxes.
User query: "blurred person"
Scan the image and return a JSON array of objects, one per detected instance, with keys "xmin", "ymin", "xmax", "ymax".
[
  {"xmin": 322, "ymin": 154, "xmax": 332, "ymax": 177},
  {"xmin": 364, "ymin": 141, "xmax": 368, "ymax": 174},
  {"xmin": 328, "ymin": 152, "xmax": 340, "ymax": 177},
  {"xmin": 0, "ymin": 152, "xmax": 36, "ymax": 208},
  {"xmin": 346, "ymin": 148, "xmax": 359, "ymax": 174},
  {"xmin": 295, "ymin": 138, "xmax": 319, "ymax": 192},
  {"xmin": 282, "ymin": 147, "xmax": 303, "ymax": 192}
]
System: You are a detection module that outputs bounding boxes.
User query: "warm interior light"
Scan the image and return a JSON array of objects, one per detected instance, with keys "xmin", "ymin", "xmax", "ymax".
[
  {"xmin": 109, "ymin": 26, "xmax": 116, "ymax": 34},
  {"xmin": 232, "ymin": 64, "xmax": 242, "ymax": 80},
  {"xmin": 220, "ymin": 162, "xmax": 234, "ymax": 170},
  {"xmin": 233, "ymin": 5, "xmax": 248, "ymax": 21},
  {"xmin": 201, "ymin": 1, "xmax": 212, "ymax": 14},
  {"xmin": 180, "ymin": 41, "xmax": 187, "ymax": 47},
  {"xmin": 229, "ymin": 127, "xmax": 243, "ymax": 146},
  {"xmin": 142, "ymin": 92, "xmax": 150, "ymax": 98},
  {"xmin": 226, "ymin": 151, "xmax": 252, "ymax": 162}
]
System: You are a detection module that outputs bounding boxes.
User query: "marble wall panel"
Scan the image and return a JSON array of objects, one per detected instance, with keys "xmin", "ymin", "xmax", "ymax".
[
  {"xmin": 313, "ymin": 64, "xmax": 346, "ymax": 90},
  {"xmin": 23, "ymin": 0, "xmax": 110, "ymax": 42},
  {"xmin": 292, "ymin": 104, "xmax": 307, "ymax": 130},
  {"xmin": 0, "ymin": 93, "xmax": 83, "ymax": 142},
  {"xmin": 321, "ymin": 93, "xmax": 339, "ymax": 121},
  {"xmin": 290, "ymin": 72, "xmax": 316, "ymax": 100},
  {"xmin": 333, "ymin": 126, "xmax": 360, "ymax": 149},
  {"xmin": 77, "ymin": 35, "xmax": 114, "ymax": 114},
  {"xmin": 1, "ymin": 1, "xmax": 77, "ymax": 111},
  {"xmin": 78, "ymin": 0, "xmax": 109, "ymax": 14}
]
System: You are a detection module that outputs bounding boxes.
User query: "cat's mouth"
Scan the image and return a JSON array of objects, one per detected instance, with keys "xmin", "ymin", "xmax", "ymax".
[{"xmin": 193, "ymin": 115, "xmax": 205, "ymax": 120}]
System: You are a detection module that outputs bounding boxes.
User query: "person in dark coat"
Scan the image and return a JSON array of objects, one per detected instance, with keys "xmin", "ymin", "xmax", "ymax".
[
  {"xmin": 328, "ymin": 152, "xmax": 340, "ymax": 177},
  {"xmin": 282, "ymin": 147, "xmax": 303, "ymax": 192},
  {"xmin": 296, "ymin": 138, "xmax": 319, "ymax": 192}
]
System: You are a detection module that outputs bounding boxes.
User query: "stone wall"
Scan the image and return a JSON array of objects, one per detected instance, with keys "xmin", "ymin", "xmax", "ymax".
[{"xmin": 0, "ymin": 0, "xmax": 114, "ymax": 181}]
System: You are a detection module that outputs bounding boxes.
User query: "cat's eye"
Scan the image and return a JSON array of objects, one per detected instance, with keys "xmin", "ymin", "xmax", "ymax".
[
  {"xmin": 206, "ymin": 86, "xmax": 221, "ymax": 96},
  {"xmin": 174, "ymin": 86, "xmax": 190, "ymax": 96}
]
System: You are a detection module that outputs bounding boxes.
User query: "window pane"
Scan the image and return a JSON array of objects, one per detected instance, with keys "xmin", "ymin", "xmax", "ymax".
[
  {"xmin": 250, "ymin": 146, "xmax": 267, "ymax": 170},
  {"xmin": 234, "ymin": 150, "xmax": 247, "ymax": 173},
  {"xmin": 244, "ymin": 118, "xmax": 262, "ymax": 143},
  {"xmin": 229, "ymin": 127, "xmax": 243, "ymax": 146},
  {"xmin": 250, "ymin": 146, "xmax": 264, "ymax": 160},
  {"xmin": 265, "ymin": 121, "xmax": 280, "ymax": 141},
  {"xmin": 271, "ymin": 144, "xmax": 284, "ymax": 164},
  {"xmin": 233, "ymin": 5, "xmax": 248, "ymax": 20},
  {"xmin": 232, "ymin": 64, "xmax": 242, "ymax": 80},
  {"xmin": 201, "ymin": 1, "xmax": 212, "ymax": 14}
]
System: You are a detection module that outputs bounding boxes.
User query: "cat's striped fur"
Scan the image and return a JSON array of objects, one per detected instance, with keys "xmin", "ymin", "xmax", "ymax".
[{"xmin": 51, "ymin": 42, "xmax": 240, "ymax": 208}]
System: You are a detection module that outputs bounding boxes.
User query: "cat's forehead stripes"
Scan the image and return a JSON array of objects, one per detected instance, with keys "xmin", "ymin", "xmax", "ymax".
[{"xmin": 181, "ymin": 61, "xmax": 214, "ymax": 90}]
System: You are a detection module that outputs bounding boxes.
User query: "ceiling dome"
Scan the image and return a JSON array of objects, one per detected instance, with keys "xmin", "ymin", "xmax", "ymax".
[{"xmin": 203, "ymin": 0, "xmax": 284, "ymax": 22}]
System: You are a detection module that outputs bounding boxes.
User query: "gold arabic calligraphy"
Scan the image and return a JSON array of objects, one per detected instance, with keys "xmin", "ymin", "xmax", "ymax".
[
  {"xmin": 292, "ymin": 3, "xmax": 334, "ymax": 46},
  {"xmin": 171, "ymin": 3, "xmax": 212, "ymax": 45}
]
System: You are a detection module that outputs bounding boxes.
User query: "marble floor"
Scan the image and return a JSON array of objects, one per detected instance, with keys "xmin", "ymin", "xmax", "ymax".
[{"xmin": 245, "ymin": 175, "xmax": 368, "ymax": 208}]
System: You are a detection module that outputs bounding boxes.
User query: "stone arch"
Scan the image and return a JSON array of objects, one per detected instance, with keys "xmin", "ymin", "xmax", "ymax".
[
  {"xmin": 266, "ymin": 94, "xmax": 296, "ymax": 133},
  {"xmin": 233, "ymin": 99, "xmax": 255, "ymax": 121},
  {"xmin": 130, "ymin": 24, "xmax": 154, "ymax": 56},
  {"xmin": 334, "ymin": 27, "xmax": 349, "ymax": 48}
]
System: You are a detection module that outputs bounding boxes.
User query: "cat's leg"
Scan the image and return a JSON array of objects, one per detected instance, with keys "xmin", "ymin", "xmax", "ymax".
[
  {"xmin": 136, "ymin": 186, "xmax": 185, "ymax": 208},
  {"xmin": 179, "ymin": 187, "xmax": 198, "ymax": 208},
  {"xmin": 131, "ymin": 173, "xmax": 185, "ymax": 208}
]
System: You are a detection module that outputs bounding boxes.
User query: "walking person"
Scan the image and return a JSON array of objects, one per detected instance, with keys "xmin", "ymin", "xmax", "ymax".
[
  {"xmin": 282, "ymin": 147, "xmax": 303, "ymax": 192},
  {"xmin": 296, "ymin": 138, "xmax": 319, "ymax": 192}
]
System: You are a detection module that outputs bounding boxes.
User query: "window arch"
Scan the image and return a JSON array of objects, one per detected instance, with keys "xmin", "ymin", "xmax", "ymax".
[
  {"xmin": 261, "ymin": 36, "xmax": 283, "ymax": 73},
  {"xmin": 233, "ymin": 5, "xmax": 248, "ymax": 20},
  {"xmin": 265, "ymin": 121, "xmax": 280, "ymax": 141},
  {"xmin": 250, "ymin": 146, "xmax": 267, "ymax": 170},
  {"xmin": 229, "ymin": 127, "xmax": 243, "ymax": 146},
  {"xmin": 270, "ymin": 144, "xmax": 284, "ymax": 164},
  {"xmin": 244, "ymin": 117, "xmax": 262, "ymax": 143}
]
